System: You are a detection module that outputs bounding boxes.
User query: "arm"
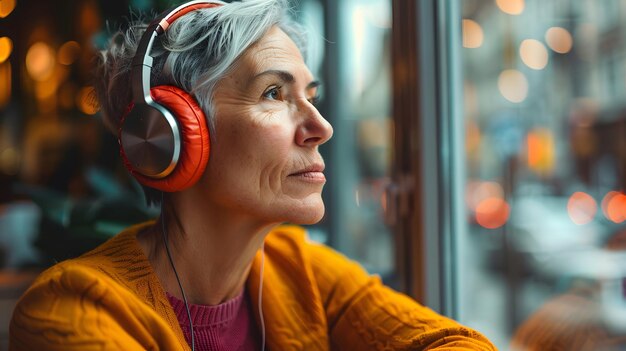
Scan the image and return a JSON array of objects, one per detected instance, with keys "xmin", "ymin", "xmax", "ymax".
[
  {"xmin": 307, "ymin": 242, "xmax": 496, "ymax": 351},
  {"xmin": 9, "ymin": 264, "xmax": 182, "ymax": 351}
]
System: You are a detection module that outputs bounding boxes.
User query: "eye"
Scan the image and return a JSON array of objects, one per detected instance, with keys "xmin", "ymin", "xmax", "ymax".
[
  {"xmin": 262, "ymin": 86, "xmax": 282, "ymax": 101},
  {"xmin": 308, "ymin": 95, "xmax": 321, "ymax": 106}
]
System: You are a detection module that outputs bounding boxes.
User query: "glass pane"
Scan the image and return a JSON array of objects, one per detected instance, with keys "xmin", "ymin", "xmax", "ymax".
[
  {"xmin": 266, "ymin": 0, "xmax": 395, "ymax": 281},
  {"xmin": 322, "ymin": 0, "xmax": 395, "ymax": 279},
  {"xmin": 460, "ymin": 0, "xmax": 626, "ymax": 349}
]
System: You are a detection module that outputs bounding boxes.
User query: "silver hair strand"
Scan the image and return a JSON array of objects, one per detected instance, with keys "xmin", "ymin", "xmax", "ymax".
[{"xmin": 94, "ymin": 0, "xmax": 307, "ymax": 136}]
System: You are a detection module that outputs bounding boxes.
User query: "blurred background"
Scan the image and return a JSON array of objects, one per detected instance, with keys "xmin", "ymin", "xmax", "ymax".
[{"xmin": 0, "ymin": 0, "xmax": 625, "ymax": 350}]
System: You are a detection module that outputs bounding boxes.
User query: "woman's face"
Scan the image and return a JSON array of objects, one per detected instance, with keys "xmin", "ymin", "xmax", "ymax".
[{"xmin": 200, "ymin": 26, "xmax": 333, "ymax": 225}]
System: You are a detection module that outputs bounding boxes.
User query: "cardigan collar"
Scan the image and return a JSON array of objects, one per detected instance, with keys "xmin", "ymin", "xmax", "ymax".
[
  {"xmin": 247, "ymin": 231, "xmax": 330, "ymax": 350},
  {"xmin": 108, "ymin": 222, "xmax": 329, "ymax": 351}
]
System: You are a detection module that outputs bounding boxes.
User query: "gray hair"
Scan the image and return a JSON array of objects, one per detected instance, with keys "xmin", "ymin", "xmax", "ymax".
[{"xmin": 94, "ymin": 0, "xmax": 307, "ymax": 135}]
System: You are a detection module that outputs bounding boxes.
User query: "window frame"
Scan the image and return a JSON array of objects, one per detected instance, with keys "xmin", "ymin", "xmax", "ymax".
[{"xmin": 390, "ymin": 0, "xmax": 464, "ymax": 318}]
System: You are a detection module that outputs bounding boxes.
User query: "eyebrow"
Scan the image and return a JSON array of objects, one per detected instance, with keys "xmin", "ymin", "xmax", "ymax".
[{"xmin": 252, "ymin": 69, "xmax": 320, "ymax": 90}]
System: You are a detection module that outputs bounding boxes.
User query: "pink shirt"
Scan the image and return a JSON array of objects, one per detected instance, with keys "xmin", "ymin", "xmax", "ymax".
[{"xmin": 167, "ymin": 290, "xmax": 260, "ymax": 351}]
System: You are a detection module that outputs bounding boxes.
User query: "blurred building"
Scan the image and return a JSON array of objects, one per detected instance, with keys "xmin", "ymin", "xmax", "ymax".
[{"xmin": 461, "ymin": 0, "xmax": 626, "ymax": 348}]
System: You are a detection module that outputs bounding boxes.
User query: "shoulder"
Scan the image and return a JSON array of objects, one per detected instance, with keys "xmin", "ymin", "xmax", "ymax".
[
  {"xmin": 265, "ymin": 224, "xmax": 362, "ymax": 273},
  {"xmin": 9, "ymin": 221, "xmax": 179, "ymax": 350},
  {"xmin": 11, "ymin": 220, "xmax": 156, "ymax": 328},
  {"xmin": 12, "ymin": 220, "xmax": 154, "ymax": 318},
  {"xmin": 13, "ymin": 260, "xmax": 126, "ymax": 316},
  {"xmin": 10, "ymin": 261, "xmax": 136, "ymax": 349},
  {"xmin": 264, "ymin": 224, "xmax": 372, "ymax": 294},
  {"xmin": 70, "ymin": 221, "xmax": 155, "ymax": 286}
]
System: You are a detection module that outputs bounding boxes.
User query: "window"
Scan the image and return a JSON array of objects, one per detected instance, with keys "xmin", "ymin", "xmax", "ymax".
[
  {"xmin": 459, "ymin": 0, "xmax": 626, "ymax": 348},
  {"xmin": 302, "ymin": 0, "xmax": 396, "ymax": 281}
]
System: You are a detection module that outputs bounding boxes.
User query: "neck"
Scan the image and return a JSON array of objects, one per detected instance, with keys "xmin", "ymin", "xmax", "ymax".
[{"xmin": 138, "ymin": 192, "xmax": 278, "ymax": 306}]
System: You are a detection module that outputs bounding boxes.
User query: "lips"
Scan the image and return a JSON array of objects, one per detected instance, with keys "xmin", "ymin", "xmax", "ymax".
[
  {"xmin": 288, "ymin": 163, "xmax": 326, "ymax": 182},
  {"xmin": 289, "ymin": 164, "xmax": 325, "ymax": 176}
]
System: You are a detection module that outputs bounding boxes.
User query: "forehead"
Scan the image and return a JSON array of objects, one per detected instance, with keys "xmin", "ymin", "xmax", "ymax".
[{"xmin": 237, "ymin": 26, "xmax": 311, "ymax": 80}]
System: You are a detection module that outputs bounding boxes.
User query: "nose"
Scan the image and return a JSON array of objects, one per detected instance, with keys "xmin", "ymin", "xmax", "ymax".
[{"xmin": 295, "ymin": 100, "xmax": 334, "ymax": 147}]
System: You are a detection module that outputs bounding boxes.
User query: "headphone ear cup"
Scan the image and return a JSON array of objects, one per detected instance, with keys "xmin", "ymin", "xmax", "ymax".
[{"xmin": 122, "ymin": 85, "xmax": 210, "ymax": 192}]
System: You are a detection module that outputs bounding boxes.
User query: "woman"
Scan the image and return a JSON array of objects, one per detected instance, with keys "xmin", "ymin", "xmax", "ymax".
[{"xmin": 10, "ymin": 0, "xmax": 496, "ymax": 350}]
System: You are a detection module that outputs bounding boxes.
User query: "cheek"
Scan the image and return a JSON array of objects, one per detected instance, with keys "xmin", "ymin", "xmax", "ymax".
[
  {"xmin": 249, "ymin": 123, "xmax": 294, "ymax": 196},
  {"xmin": 211, "ymin": 115, "xmax": 294, "ymax": 180},
  {"xmin": 258, "ymin": 121, "xmax": 293, "ymax": 154},
  {"xmin": 239, "ymin": 109, "xmax": 294, "ymax": 154}
]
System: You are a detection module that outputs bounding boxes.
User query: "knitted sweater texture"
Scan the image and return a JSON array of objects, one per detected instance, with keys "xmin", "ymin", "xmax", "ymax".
[
  {"xmin": 9, "ymin": 222, "xmax": 496, "ymax": 351},
  {"xmin": 166, "ymin": 290, "xmax": 259, "ymax": 350}
]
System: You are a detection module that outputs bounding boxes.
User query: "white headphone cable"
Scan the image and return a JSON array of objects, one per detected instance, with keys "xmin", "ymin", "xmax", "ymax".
[
  {"xmin": 259, "ymin": 241, "xmax": 266, "ymax": 351},
  {"xmin": 160, "ymin": 195, "xmax": 267, "ymax": 351}
]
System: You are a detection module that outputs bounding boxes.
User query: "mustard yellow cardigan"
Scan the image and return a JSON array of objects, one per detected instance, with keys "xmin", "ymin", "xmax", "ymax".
[{"xmin": 10, "ymin": 222, "xmax": 496, "ymax": 350}]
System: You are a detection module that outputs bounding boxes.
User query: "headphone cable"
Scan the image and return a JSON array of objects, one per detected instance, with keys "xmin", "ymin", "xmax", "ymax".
[
  {"xmin": 160, "ymin": 194, "xmax": 267, "ymax": 351},
  {"xmin": 160, "ymin": 194, "xmax": 195, "ymax": 351},
  {"xmin": 259, "ymin": 241, "xmax": 266, "ymax": 351}
]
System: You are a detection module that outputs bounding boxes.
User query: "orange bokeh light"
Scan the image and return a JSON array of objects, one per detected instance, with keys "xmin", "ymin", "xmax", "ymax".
[
  {"xmin": 602, "ymin": 191, "xmax": 626, "ymax": 223},
  {"xmin": 0, "ymin": 37, "xmax": 12, "ymax": 63},
  {"xmin": 475, "ymin": 197, "xmax": 510, "ymax": 229},
  {"xmin": 26, "ymin": 42, "xmax": 55, "ymax": 81},
  {"xmin": 567, "ymin": 192, "xmax": 597, "ymax": 225},
  {"xmin": 76, "ymin": 86, "xmax": 99, "ymax": 115},
  {"xmin": 496, "ymin": 0, "xmax": 525, "ymax": 15},
  {"xmin": 0, "ymin": 0, "xmax": 16, "ymax": 18},
  {"xmin": 58, "ymin": 41, "xmax": 81, "ymax": 66},
  {"xmin": 545, "ymin": 27, "xmax": 573, "ymax": 54},
  {"xmin": 462, "ymin": 19, "xmax": 484, "ymax": 49},
  {"xmin": 526, "ymin": 128, "xmax": 555, "ymax": 174},
  {"xmin": 466, "ymin": 181, "xmax": 504, "ymax": 211},
  {"xmin": 0, "ymin": 61, "xmax": 11, "ymax": 108},
  {"xmin": 519, "ymin": 39, "xmax": 549, "ymax": 70},
  {"xmin": 527, "ymin": 133, "xmax": 542, "ymax": 168}
]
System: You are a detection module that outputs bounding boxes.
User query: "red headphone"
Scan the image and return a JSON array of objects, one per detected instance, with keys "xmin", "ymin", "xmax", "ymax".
[{"xmin": 119, "ymin": 1, "xmax": 221, "ymax": 192}]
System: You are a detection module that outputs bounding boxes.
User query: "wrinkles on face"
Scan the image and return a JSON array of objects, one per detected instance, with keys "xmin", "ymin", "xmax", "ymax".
[
  {"xmin": 258, "ymin": 161, "xmax": 284, "ymax": 202},
  {"xmin": 248, "ymin": 45, "xmax": 305, "ymax": 76},
  {"xmin": 200, "ymin": 26, "xmax": 329, "ymax": 225},
  {"xmin": 213, "ymin": 79, "xmax": 259, "ymax": 112}
]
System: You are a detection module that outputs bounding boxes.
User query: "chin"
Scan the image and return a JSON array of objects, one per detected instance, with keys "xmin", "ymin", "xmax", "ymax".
[{"xmin": 284, "ymin": 201, "xmax": 325, "ymax": 225}]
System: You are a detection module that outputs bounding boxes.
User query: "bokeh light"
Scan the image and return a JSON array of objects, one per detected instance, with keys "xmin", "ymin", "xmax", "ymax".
[
  {"xmin": 602, "ymin": 191, "xmax": 626, "ymax": 224},
  {"xmin": 76, "ymin": 86, "xmax": 99, "ymax": 115},
  {"xmin": 498, "ymin": 69, "xmax": 528, "ymax": 103},
  {"xmin": 78, "ymin": 1, "xmax": 102, "ymax": 34},
  {"xmin": 0, "ymin": 37, "xmax": 12, "ymax": 63},
  {"xmin": 545, "ymin": 27, "xmax": 573, "ymax": 54},
  {"xmin": 0, "ymin": 61, "xmax": 10, "ymax": 108},
  {"xmin": 496, "ymin": 0, "xmax": 524, "ymax": 15},
  {"xmin": 462, "ymin": 19, "xmax": 484, "ymax": 49},
  {"xmin": 567, "ymin": 192, "xmax": 597, "ymax": 225},
  {"xmin": 26, "ymin": 42, "xmax": 55, "ymax": 82},
  {"xmin": 466, "ymin": 181, "xmax": 504, "ymax": 210},
  {"xmin": 519, "ymin": 39, "xmax": 549, "ymax": 70},
  {"xmin": 476, "ymin": 197, "xmax": 510, "ymax": 229},
  {"xmin": 0, "ymin": 0, "xmax": 16, "ymax": 18},
  {"xmin": 526, "ymin": 128, "xmax": 555, "ymax": 174},
  {"xmin": 58, "ymin": 41, "xmax": 81, "ymax": 65}
]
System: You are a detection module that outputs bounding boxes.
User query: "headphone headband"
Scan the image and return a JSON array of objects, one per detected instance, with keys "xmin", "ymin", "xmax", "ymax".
[{"xmin": 131, "ymin": 1, "xmax": 222, "ymax": 105}]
